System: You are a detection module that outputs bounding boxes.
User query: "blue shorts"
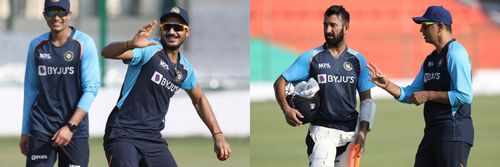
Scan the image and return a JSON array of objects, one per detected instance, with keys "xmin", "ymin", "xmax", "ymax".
[
  {"xmin": 104, "ymin": 138, "xmax": 177, "ymax": 167},
  {"xmin": 414, "ymin": 139, "xmax": 471, "ymax": 167},
  {"xmin": 26, "ymin": 131, "xmax": 89, "ymax": 167}
]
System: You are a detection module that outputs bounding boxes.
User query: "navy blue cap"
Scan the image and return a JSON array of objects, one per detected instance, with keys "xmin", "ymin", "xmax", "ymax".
[
  {"xmin": 160, "ymin": 6, "xmax": 190, "ymax": 25},
  {"xmin": 44, "ymin": 0, "xmax": 70, "ymax": 12},
  {"xmin": 412, "ymin": 6, "xmax": 452, "ymax": 26}
]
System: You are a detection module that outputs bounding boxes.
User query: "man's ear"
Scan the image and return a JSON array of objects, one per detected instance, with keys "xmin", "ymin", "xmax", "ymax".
[
  {"xmin": 185, "ymin": 28, "xmax": 191, "ymax": 37},
  {"xmin": 344, "ymin": 22, "xmax": 350, "ymax": 31}
]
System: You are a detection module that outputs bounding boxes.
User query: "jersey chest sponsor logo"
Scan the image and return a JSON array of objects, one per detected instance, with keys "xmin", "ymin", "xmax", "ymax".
[
  {"xmin": 31, "ymin": 154, "xmax": 48, "ymax": 160},
  {"xmin": 151, "ymin": 71, "xmax": 180, "ymax": 92},
  {"xmin": 317, "ymin": 74, "xmax": 355, "ymax": 84},
  {"xmin": 38, "ymin": 53, "xmax": 51, "ymax": 60},
  {"xmin": 423, "ymin": 72, "xmax": 441, "ymax": 82},
  {"xmin": 318, "ymin": 63, "xmax": 331, "ymax": 69},
  {"xmin": 159, "ymin": 60, "xmax": 169, "ymax": 70},
  {"xmin": 38, "ymin": 65, "xmax": 75, "ymax": 76}
]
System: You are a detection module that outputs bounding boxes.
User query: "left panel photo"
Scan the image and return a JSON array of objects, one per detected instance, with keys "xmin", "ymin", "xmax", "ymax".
[{"xmin": 0, "ymin": 0, "xmax": 249, "ymax": 166}]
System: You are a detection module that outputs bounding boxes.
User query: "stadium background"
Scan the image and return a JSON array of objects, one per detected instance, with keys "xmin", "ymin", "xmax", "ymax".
[
  {"xmin": 0, "ymin": 0, "xmax": 249, "ymax": 166},
  {"xmin": 250, "ymin": 0, "xmax": 500, "ymax": 167}
]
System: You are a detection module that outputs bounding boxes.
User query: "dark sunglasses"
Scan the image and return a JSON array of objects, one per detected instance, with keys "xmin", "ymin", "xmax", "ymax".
[
  {"xmin": 421, "ymin": 22, "xmax": 437, "ymax": 29},
  {"xmin": 44, "ymin": 10, "xmax": 69, "ymax": 17},
  {"xmin": 160, "ymin": 23, "xmax": 188, "ymax": 32}
]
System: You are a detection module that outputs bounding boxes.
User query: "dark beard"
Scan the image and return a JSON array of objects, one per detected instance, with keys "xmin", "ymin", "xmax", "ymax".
[
  {"xmin": 160, "ymin": 37, "xmax": 182, "ymax": 51},
  {"xmin": 325, "ymin": 28, "xmax": 345, "ymax": 48}
]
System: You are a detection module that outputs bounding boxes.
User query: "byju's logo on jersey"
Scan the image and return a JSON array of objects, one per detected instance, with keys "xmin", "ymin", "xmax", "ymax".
[
  {"xmin": 318, "ymin": 63, "xmax": 331, "ymax": 69},
  {"xmin": 151, "ymin": 71, "xmax": 180, "ymax": 92},
  {"xmin": 423, "ymin": 72, "xmax": 441, "ymax": 82},
  {"xmin": 317, "ymin": 74, "xmax": 327, "ymax": 84},
  {"xmin": 317, "ymin": 74, "xmax": 355, "ymax": 84},
  {"xmin": 38, "ymin": 65, "xmax": 74, "ymax": 76},
  {"xmin": 31, "ymin": 154, "xmax": 48, "ymax": 160},
  {"xmin": 152, "ymin": 71, "xmax": 163, "ymax": 84},
  {"xmin": 38, "ymin": 53, "xmax": 51, "ymax": 60}
]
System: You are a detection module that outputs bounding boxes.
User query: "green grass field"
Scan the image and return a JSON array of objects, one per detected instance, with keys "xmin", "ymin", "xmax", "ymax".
[
  {"xmin": 0, "ymin": 137, "xmax": 249, "ymax": 167},
  {"xmin": 251, "ymin": 95, "xmax": 500, "ymax": 167}
]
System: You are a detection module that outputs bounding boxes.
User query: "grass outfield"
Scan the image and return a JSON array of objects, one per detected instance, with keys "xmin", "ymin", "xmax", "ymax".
[
  {"xmin": 251, "ymin": 95, "xmax": 500, "ymax": 167},
  {"xmin": 0, "ymin": 137, "xmax": 249, "ymax": 167}
]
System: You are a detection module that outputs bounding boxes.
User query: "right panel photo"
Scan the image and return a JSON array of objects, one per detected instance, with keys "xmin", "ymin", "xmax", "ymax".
[{"xmin": 250, "ymin": 0, "xmax": 500, "ymax": 167}]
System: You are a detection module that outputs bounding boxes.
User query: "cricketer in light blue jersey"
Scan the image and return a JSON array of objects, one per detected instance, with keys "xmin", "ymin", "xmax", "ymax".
[
  {"xmin": 101, "ymin": 6, "xmax": 231, "ymax": 167},
  {"xmin": 274, "ymin": 5, "xmax": 376, "ymax": 167},
  {"xmin": 20, "ymin": 0, "xmax": 100, "ymax": 166},
  {"xmin": 368, "ymin": 6, "xmax": 473, "ymax": 167}
]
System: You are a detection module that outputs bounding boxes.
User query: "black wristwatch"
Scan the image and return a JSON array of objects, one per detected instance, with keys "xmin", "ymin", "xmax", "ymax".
[{"xmin": 66, "ymin": 122, "xmax": 78, "ymax": 132}]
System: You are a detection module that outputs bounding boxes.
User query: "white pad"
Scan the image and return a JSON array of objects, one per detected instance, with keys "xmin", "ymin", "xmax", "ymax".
[
  {"xmin": 308, "ymin": 125, "xmax": 355, "ymax": 167},
  {"xmin": 359, "ymin": 99, "xmax": 376, "ymax": 131},
  {"xmin": 293, "ymin": 78, "xmax": 320, "ymax": 98}
]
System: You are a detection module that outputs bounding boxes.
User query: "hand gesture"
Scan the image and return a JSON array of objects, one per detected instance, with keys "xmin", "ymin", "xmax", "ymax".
[
  {"xmin": 129, "ymin": 20, "xmax": 159, "ymax": 49},
  {"xmin": 367, "ymin": 62, "xmax": 390, "ymax": 88},
  {"xmin": 213, "ymin": 134, "xmax": 231, "ymax": 161},
  {"xmin": 410, "ymin": 91, "xmax": 429, "ymax": 105},
  {"xmin": 51, "ymin": 126, "xmax": 73, "ymax": 147},
  {"xmin": 283, "ymin": 107, "xmax": 303, "ymax": 127}
]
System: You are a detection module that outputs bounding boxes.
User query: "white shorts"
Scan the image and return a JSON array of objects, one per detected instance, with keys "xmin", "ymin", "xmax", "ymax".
[{"xmin": 307, "ymin": 125, "xmax": 358, "ymax": 167}]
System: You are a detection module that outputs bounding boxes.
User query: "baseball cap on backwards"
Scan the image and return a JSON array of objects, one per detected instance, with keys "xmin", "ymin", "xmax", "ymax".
[
  {"xmin": 160, "ymin": 6, "xmax": 190, "ymax": 25},
  {"xmin": 412, "ymin": 6, "xmax": 452, "ymax": 26},
  {"xmin": 44, "ymin": 0, "xmax": 70, "ymax": 12}
]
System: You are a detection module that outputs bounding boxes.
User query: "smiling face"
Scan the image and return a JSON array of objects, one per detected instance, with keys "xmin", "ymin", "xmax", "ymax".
[
  {"xmin": 43, "ymin": 6, "xmax": 72, "ymax": 33},
  {"xmin": 323, "ymin": 14, "xmax": 348, "ymax": 48},
  {"xmin": 160, "ymin": 16, "xmax": 190, "ymax": 51}
]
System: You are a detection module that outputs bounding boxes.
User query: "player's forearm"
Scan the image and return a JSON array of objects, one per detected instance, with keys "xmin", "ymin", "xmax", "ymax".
[
  {"xmin": 101, "ymin": 41, "xmax": 132, "ymax": 59},
  {"xmin": 193, "ymin": 95, "xmax": 223, "ymax": 135},
  {"xmin": 427, "ymin": 91, "xmax": 450, "ymax": 105},
  {"xmin": 383, "ymin": 81, "xmax": 402, "ymax": 99},
  {"xmin": 359, "ymin": 121, "xmax": 369, "ymax": 134},
  {"xmin": 273, "ymin": 76, "xmax": 291, "ymax": 111},
  {"xmin": 69, "ymin": 107, "xmax": 86, "ymax": 125}
]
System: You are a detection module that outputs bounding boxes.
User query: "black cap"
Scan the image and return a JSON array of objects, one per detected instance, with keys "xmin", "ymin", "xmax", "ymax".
[
  {"xmin": 412, "ymin": 6, "xmax": 452, "ymax": 26},
  {"xmin": 160, "ymin": 6, "xmax": 190, "ymax": 25},
  {"xmin": 44, "ymin": 0, "xmax": 70, "ymax": 12}
]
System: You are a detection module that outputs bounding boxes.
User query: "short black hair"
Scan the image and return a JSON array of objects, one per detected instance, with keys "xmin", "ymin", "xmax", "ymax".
[
  {"xmin": 324, "ymin": 5, "xmax": 350, "ymax": 24},
  {"xmin": 445, "ymin": 24, "xmax": 452, "ymax": 33}
]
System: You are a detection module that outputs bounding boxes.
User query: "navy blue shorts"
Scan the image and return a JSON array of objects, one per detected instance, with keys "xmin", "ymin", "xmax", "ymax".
[
  {"xmin": 414, "ymin": 139, "xmax": 471, "ymax": 167},
  {"xmin": 104, "ymin": 138, "xmax": 177, "ymax": 167},
  {"xmin": 26, "ymin": 131, "xmax": 89, "ymax": 167}
]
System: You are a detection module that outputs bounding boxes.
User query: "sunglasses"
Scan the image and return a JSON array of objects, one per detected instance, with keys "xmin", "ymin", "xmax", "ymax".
[
  {"xmin": 421, "ymin": 22, "xmax": 436, "ymax": 29},
  {"xmin": 160, "ymin": 23, "xmax": 189, "ymax": 32},
  {"xmin": 44, "ymin": 10, "xmax": 69, "ymax": 17}
]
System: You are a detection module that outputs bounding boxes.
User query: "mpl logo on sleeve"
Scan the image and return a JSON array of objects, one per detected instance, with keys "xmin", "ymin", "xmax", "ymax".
[
  {"xmin": 39, "ymin": 53, "xmax": 51, "ymax": 60},
  {"xmin": 318, "ymin": 63, "xmax": 331, "ymax": 69}
]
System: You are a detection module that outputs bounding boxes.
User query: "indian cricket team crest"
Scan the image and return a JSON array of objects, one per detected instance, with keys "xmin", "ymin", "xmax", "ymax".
[
  {"xmin": 437, "ymin": 58, "xmax": 444, "ymax": 68},
  {"xmin": 174, "ymin": 69, "xmax": 183, "ymax": 83},
  {"xmin": 170, "ymin": 7, "xmax": 181, "ymax": 14},
  {"xmin": 343, "ymin": 61, "xmax": 353, "ymax": 71},
  {"xmin": 428, "ymin": 61, "xmax": 434, "ymax": 67},
  {"xmin": 63, "ymin": 51, "xmax": 74, "ymax": 62}
]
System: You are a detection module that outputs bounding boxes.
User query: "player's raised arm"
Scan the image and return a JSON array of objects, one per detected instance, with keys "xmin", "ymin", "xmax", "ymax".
[
  {"xmin": 101, "ymin": 20, "xmax": 159, "ymax": 60},
  {"xmin": 367, "ymin": 62, "xmax": 402, "ymax": 98}
]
